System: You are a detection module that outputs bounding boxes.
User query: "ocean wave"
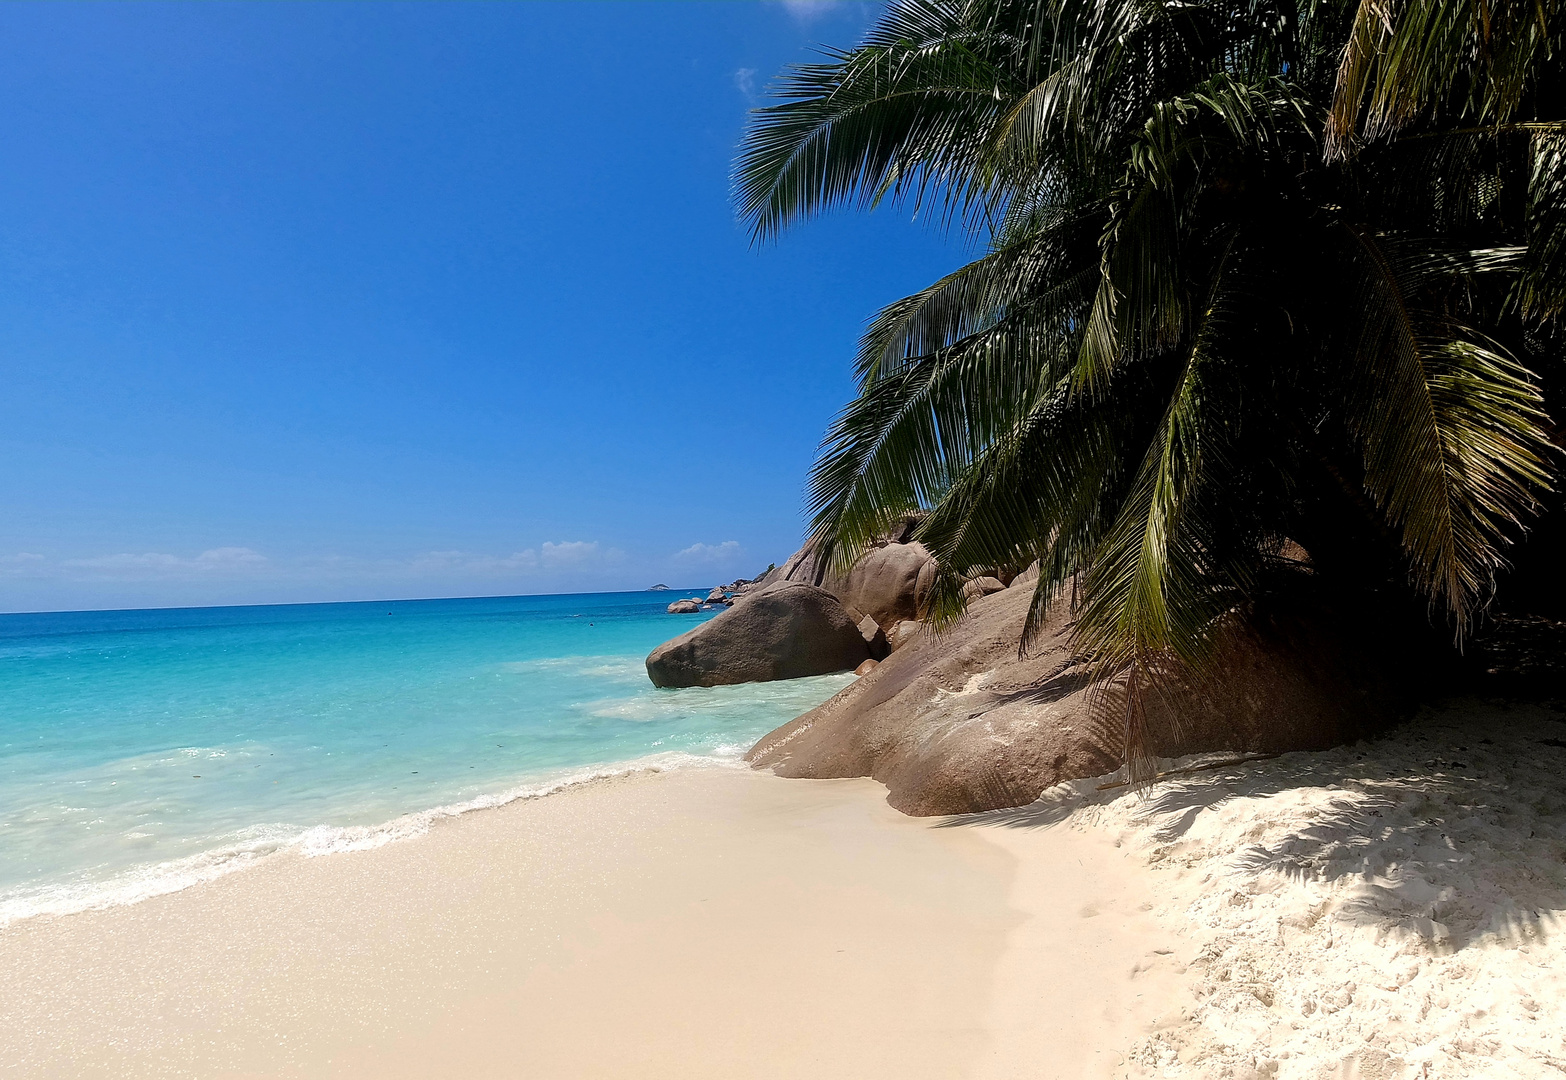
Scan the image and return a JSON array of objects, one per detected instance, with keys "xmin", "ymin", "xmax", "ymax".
[
  {"xmin": 0, "ymin": 750, "xmax": 744, "ymax": 930},
  {"xmin": 497, "ymin": 655, "xmax": 644, "ymax": 679},
  {"xmin": 582, "ymin": 672, "xmax": 858, "ymax": 721},
  {"xmin": 0, "ymin": 822, "xmax": 301, "ymax": 929},
  {"xmin": 291, "ymin": 751, "xmax": 742, "ymax": 857}
]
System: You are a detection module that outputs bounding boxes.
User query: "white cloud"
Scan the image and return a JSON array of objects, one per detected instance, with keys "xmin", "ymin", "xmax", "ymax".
[
  {"xmin": 64, "ymin": 553, "xmax": 181, "ymax": 572},
  {"xmin": 397, "ymin": 541, "xmax": 617, "ymax": 578},
  {"xmin": 540, "ymin": 540, "xmax": 602, "ymax": 567},
  {"xmin": 33, "ymin": 542, "xmax": 621, "ymax": 583},
  {"xmin": 194, "ymin": 547, "xmax": 268, "ymax": 567},
  {"xmin": 733, "ymin": 67, "xmax": 757, "ymax": 97},
  {"xmin": 674, "ymin": 540, "xmax": 744, "ymax": 564},
  {"xmin": 777, "ymin": 0, "xmax": 841, "ymax": 21},
  {"xmin": 404, "ymin": 549, "xmax": 539, "ymax": 575},
  {"xmin": 60, "ymin": 548, "xmax": 270, "ymax": 579},
  {"xmin": 0, "ymin": 553, "xmax": 46, "ymax": 578},
  {"xmin": 0, "ymin": 541, "xmax": 633, "ymax": 605}
]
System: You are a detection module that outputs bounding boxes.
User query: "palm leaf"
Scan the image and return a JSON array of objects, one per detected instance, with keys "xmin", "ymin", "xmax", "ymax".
[{"xmin": 1338, "ymin": 229, "xmax": 1554, "ymax": 632}]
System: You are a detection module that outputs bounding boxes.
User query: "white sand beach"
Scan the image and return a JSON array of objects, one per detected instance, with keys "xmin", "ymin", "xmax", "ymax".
[
  {"xmin": 5, "ymin": 4, "xmax": 1562, "ymax": 1080},
  {"xmin": 2, "ymin": 699, "xmax": 1562, "ymax": 1079},
  {"xmin": 1021, "ymin": 698, "xmax": 1566, "ymax": 1078},
  {"xmin": 0, "ymin": 762, "xmax": 1178, "ymax": 1080}
]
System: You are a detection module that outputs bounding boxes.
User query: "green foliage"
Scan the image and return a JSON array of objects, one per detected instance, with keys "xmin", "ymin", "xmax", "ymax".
[{"xmin": 735, "ymin": 0, "xmax": 1562, "ymax": 778}]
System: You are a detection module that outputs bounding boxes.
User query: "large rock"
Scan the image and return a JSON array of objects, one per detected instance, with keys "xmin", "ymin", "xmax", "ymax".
[
  {"xmin": 1010, "ymin": 561, "xmax": 1041, "ymax": 589},
  {"xmin": 666, "ymin": 599, "xmax": 701, "ymax": 614},
  {"xmin": 646, "ymin": 583, "xmax": 871, "ymax": 688},
  {"xmin": 754, "ymin": 541, "xmax": 832, "ymax": 591},
  {"xmin": 841, "ymin": 542, "xmax": 934, "ymax": 631},
  {"xmin": 914, "ymin": 560, "xmax": 938, "ymax": 614},
  {"xmin": 755, "ymin": 516, "xmax": 929, "ymax": 601},
  {"xmin": 888, "ymin": 620, "xmax": 923, "ymax": 651},
  {"xmin": 747, "ymin": 581, "xmax": 1415, "ymax": 815},
  {"xmin": 857, "ymin": 615, "xmax": 890, "ymax": 661},
  {"xmin": 705, "ymin": 587, "xmax": 729, "ymax": 604},
  {"xmin": 960, "ymin": 576, "xmax": 1006, "ymax": 603}
]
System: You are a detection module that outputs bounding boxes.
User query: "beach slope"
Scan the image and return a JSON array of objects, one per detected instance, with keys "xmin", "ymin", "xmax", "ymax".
[{"xmin": 0, "ymin": 765, "xmax": 1180, "ymax": 1079}]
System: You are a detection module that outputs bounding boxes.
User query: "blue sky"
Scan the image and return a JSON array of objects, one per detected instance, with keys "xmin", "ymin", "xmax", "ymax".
[{"xmin": 0, "ymin": 1, "xmax": 960, "ymax": 611}]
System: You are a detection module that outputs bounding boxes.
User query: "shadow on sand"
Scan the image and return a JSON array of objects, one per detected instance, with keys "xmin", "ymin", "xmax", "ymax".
[{"xmin": 938, "ymin": 701, "xmax": 1566, "ymax": 953}]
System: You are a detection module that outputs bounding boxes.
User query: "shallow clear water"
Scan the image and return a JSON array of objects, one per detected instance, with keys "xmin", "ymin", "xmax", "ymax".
[{"xmin": 0, "ymin": 591, "xmax": 852, "ymax": 922}]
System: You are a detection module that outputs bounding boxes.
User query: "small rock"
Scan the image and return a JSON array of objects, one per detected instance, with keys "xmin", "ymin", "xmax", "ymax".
[
  {"xmin": 857, "ymin": 614, "xmax": 890, "ymax": 660},
  {"xmin": 854, "ymin": 658, "xmax": 880, "ymax": 676},
  {"xmin": 888, "ymin": 620, "xmax": 923, "ymax": 651},
  {"xmin": 961, "ymin": 576, "xmax": 1006, "ymax": 603},
  {"xmin": 667, "ymin": 599, "xmax": 702, "ymax": 614}
]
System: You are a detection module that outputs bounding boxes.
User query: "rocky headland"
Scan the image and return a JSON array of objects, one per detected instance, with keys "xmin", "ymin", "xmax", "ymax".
[
  {"xmin": 647, "ymin": 582, "xmax": 871, "ymax": 688},
  {"xmin": 646, "ymin": 531, "xmax": 1431, "ymax": 815}
]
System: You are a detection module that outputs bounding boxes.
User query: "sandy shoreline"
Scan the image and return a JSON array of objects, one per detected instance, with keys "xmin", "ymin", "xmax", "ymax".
[
  {"xmin": 1004, "ymin": 698, "xmax": 1566, "ymax": 1078},
  {"xmin": 4, "ymin": 698, "xmax": 1562, "ymax": 1079},
  {"xmin": 0, "ymin": 762, "xmax": 1180, "ymax": 1079}
]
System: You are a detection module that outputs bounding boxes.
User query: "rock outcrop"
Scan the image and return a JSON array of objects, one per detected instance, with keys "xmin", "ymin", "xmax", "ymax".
[
  {"xmin": 647, "ymin": 583, "xmax": 871, "ymax": 688},
  {"xmin": 841, "ymin": 542, "xmax": 934, "ymax": 630},
  {"xmin": 752, "ymin": 515, "xmax": 926, "ymax": 600},
  {"xmin": 960, "ymin": 576, "xmax": 1006, "ymax": 603},
  {"xmin": 887, "ymin": 620, "xmax": 923, "ymax": 651},
  {"xmin": 747, "ymin": 581, "xmax": 1412, "ymax": 815},
  {"xmin": 753, "ymin": 542, "xmax": 833, "ymax": 592},
  {"xmin": 705, "ymin": 587, "xmax": 729, "ymax": 605},
  {"xmin": 856, "ymin": 615, "xmax": 890, "ymax": 661},
  {"xmin": 914, "ymin": 560, "xmax": 938, "ymax": 615},
  {"xmin": 666, "ymin": 599, "xmax": 702, "ymax": 614}
]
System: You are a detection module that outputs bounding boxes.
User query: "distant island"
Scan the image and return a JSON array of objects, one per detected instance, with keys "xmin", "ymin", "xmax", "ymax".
[{"xmin": 647, "ymin": 584, "xmax": 670, "ymax": 591}]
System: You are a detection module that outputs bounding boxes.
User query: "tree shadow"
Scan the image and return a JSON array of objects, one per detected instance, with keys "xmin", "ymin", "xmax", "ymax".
[
  {"xmin": 938, "ymin": 709, "xmax": 1566, "ymax": 954},
  {"xmin": 974, "ymin": 661, "xmax": 1098, "ymax": 708}
]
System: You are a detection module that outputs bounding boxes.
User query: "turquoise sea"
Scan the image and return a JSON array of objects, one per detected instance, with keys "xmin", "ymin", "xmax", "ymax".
[{"xmin": 0, "ymin": 591, "xmax": 851, "ymax": 925}]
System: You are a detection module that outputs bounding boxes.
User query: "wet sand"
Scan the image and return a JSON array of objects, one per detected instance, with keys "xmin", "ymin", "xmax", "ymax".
[{"xmin": 0, "ymin": 765, "xmax": 1182, "ymax": 1079}]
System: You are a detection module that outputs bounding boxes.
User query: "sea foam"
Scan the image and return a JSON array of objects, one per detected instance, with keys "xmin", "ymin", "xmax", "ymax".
[
  {"xmin": 0, "ymin": 593, "xmax": 851, "ymax": 929},
  {"xmin": 0, "ymin": 751, "xmax": 744, "ymax": 928}
]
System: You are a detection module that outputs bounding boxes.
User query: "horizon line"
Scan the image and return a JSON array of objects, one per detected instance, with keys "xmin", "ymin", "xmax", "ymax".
[{"xmin": 0, "ymin": 585, "xmax": 733, "ymax": 619}]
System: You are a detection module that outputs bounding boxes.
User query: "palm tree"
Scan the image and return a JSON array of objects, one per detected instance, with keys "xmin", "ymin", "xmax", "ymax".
[
  {"xmin": 1329, "ymin": 0, "xmax": 1566, "ymax": 324},
  {"xmin": 735, "ymin": 0, "xmax": 1560, "ymax": 777}
]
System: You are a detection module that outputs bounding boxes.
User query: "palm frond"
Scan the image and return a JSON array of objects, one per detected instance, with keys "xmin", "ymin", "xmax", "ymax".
[
  {"xmin": 1339, "ymin": 229, "xmax": 1554, "ymax": 631},
  {"xmin": 735, "ymin": 0, "xmax": 1564, "ymax": 785},
  {"xmin": 1071, "ymin": 239, "xmax": 1259, "ymax": 779},
  {"xmin": 808, "ymin": 303, "xmax": 1075, "ymax": 573},
  {"xmin": 855, "ymin": 209, "xmax": 1099, "ymax": 382},
  {"xmin": 1516, "ymin": 132, "xmax": 1566, "ymax": 320},
  {"xmin": 1327, "ymin": 0, "xmax": 1561, "ymax": 157},
  {"xmin": 734, "ymin": 1, "xmax": 1021, "ymax": 239}
]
